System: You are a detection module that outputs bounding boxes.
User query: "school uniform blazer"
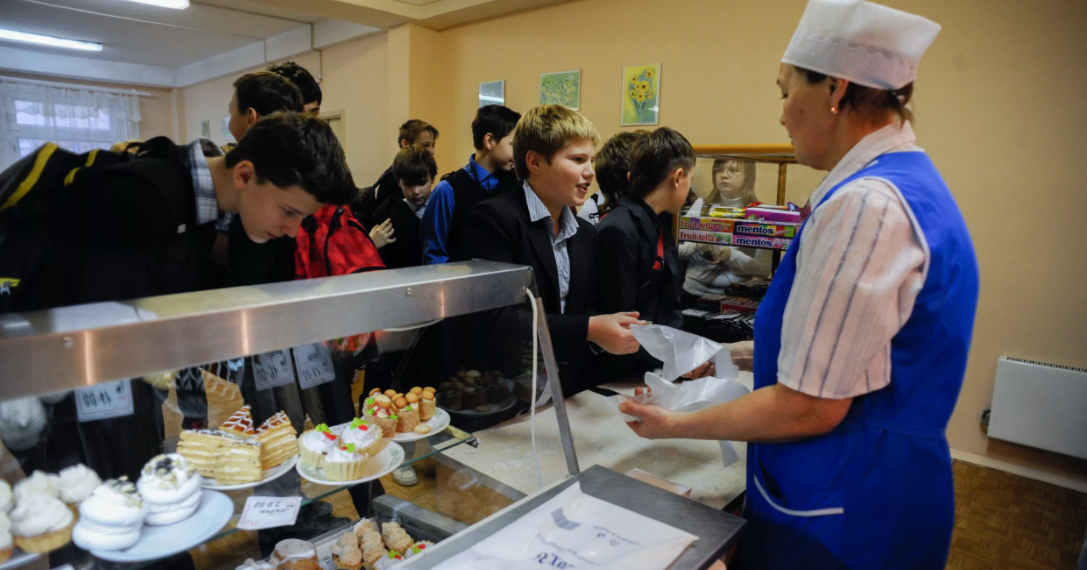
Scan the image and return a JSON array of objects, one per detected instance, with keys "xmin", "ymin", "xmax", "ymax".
[{"xmin": 462, "ymin": 189, "xmax": 599, "ymax": 396}]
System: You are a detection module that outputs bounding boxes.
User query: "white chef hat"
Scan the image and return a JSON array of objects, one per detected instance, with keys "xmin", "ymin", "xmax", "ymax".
[{"xmin": 782, "ymin": 0, "xmax": 941, "ymax": 90}]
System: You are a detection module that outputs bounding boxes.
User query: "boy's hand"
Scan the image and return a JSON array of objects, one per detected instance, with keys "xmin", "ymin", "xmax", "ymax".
[
  {"xmin": 369, "ymin": 219, "xmax": 396, "ymax": 249},
  {"xmin": 588, "ymin": 312, "xmax": 645, "ymax": 355},
  {"xmin": 708, "ymin": 246, "xmax": 733, "ymax": 265},
  {"xmin": 730, "ymin": 340, "xmax": 754, "ymax": 372}
]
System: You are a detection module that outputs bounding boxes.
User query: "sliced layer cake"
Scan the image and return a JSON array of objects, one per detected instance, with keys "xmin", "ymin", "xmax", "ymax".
[
  {"xmin": 221, "ymin": 405, "xmax": 255, "ymax": 437},
  {"xmin": 176, "ymin": 429, "xmax": 235, "ymax": 480},
  {"xmin": 215, "ymin": 436, "xmax": 263, "ymax": 485},
  {"xmin": 253, "ymin": 411, "xmax": 299, "ymax": 470}
]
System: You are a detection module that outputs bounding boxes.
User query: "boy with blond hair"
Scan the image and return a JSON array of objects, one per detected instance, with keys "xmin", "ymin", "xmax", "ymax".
[{"xmin": 462, "ymin": 105, "xmax": 643, "ymax": 396}]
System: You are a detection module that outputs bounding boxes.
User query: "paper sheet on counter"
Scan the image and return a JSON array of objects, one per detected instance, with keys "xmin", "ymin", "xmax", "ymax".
[
  {"xmin": 430, "ymin": 482, "xmax": 697, "ymax": 570},
  {"xmin": 605, "ymin": 325, "xmax": 751, "ymax": 467}
]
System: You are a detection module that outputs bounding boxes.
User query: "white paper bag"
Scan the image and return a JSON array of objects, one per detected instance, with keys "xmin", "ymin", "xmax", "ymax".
[
  {"xmin": 431, "ymin": 482, "xmax": 697, "ymax": 570},
  {"xmin": 604, "ymin": 325, "xmax": 751, "ymax": 467}
]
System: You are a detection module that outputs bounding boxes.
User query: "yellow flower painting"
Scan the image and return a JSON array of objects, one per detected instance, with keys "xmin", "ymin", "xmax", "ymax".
[{"xmin": 622, "ymin": 64, "xmax": 661, "ymax": 126}]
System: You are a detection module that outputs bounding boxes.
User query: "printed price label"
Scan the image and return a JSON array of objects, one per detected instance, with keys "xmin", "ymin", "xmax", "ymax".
[
  {"xmin": 237, "ymin": 496, "xmax": 302, "ymax": 531},
  {"xmin": 75, "ymin": 379, "xmax": 134, "ymax": 422},
  {"xmin": 253, "ymin": 350, "xmax": 296, "ymax": 391},
  {"xmin": 293, "ymin": 343, "xmax": 336, "ymax": 390}
]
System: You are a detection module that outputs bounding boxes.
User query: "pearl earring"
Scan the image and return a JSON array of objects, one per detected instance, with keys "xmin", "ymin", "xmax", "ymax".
[{"xmin": 830, "ymin": 106, "xmax": 838, "ymax": 114}]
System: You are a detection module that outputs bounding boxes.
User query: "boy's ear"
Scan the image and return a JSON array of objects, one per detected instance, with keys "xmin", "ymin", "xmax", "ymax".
[
  {"xmin": 245, "ymin": 108, "xmax": 260, "ymax": 129},
  {"xmin": 232, "ymin": 160, "xmax": 257, "ymax": 189},
  {"xmin": 482, "ymin": 133, "xmax": 496, "ymax": 151},
  {"xmin": 525, "ymin": 150, "xmax": 543, "ymax": 176},
  {"xmin": 671, "ymin": 167, "xmax": 686, "ymax": 188},
  {"xmin": 399, "ymin": 139, "xmax": 411, "ymax": 149}
]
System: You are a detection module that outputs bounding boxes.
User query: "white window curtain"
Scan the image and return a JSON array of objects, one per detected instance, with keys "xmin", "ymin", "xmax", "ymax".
[{"xmin": 0, "ymin": 79, "xmax": 141, "ymax": 170}]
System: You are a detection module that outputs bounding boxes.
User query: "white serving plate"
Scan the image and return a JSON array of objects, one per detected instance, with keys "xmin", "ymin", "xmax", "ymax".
[
  {"xmin": 202, "ymin": 454, "xmax": 299, "ymax": 491},
  {"xmin": 391, "ymin": 408, "xmax": 451, "ymax": 442},
  {"xmin": 89, "ymin": 490, "xmax": 233, "ymax": 562},
  {"xmin": 295, "ymin": 440, "xmax": 405, "ymax": 487}
]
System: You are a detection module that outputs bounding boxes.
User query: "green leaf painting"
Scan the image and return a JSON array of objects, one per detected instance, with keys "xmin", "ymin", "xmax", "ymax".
[{"xmin": 539, "ymin": 70, "xmax": 581, "ymax": 110}]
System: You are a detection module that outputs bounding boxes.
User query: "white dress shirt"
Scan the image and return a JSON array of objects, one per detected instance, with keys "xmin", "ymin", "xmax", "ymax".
[{"xmin": 777, "ymin": 122, "xmax": 929, "ymax": 399}]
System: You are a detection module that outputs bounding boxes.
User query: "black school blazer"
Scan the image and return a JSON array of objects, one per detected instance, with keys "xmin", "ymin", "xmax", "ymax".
[{"xmin": 461, "ymin": 188, "xmax": 598, "ymax": 396}]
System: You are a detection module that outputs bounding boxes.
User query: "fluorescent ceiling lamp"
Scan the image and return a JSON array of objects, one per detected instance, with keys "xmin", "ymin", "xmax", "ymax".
[
  {"xmin": 123, "ymin": 0, "xmax": 190, "ymax": 8},
  {"xmin": 0, "ymin": 28, "xmax": 102, "ymax": 51}
]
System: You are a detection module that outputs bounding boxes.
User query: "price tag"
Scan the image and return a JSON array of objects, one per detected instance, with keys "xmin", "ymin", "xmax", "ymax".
[
  {"xmin": 75, "ymin": 379, "xmax": 134, "ymax": 422},
  {"xmin": 237, "ymin": 496, "xmax": 302, "ymax": 531},
  {"xmin": 293, "ymin": 343, "xmax": 336, "ymax": 390},
  {"xmin": 253, "ymin": 350, "xmax": 296, "ymax": 391}
]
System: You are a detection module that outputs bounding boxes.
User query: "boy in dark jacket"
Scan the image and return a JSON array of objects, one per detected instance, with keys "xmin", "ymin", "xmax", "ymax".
[{"xmin": 372, "ymin": 146, "xmax": 437, "ymax": 268}]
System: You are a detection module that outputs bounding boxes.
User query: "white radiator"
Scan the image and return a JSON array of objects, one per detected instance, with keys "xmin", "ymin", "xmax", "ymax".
[{"xmin": 988, "ymin": 357, "xmax": 1087, "ymax": 460}]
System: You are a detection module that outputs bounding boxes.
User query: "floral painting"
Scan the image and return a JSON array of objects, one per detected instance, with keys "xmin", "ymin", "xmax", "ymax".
[
  {"xmin": 539, "ymin": 70, "xmax": 581, "ymax": 110},
  {"xmin": 622, "ymin": 64, "xmax": 661, "ymax": 126}
]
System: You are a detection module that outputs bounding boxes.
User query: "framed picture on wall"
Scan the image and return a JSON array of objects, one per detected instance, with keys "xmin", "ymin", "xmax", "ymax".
[
  {"xmin": 221, "ymin": 115, "xmax": 235, "ymax": 143},
  {"xmin": 539, "ymin": 70, "xmax": 581, "ymax": 110},
  {"xmin": 621, "ymin": 64, "xmax": 661, "ymax": 126},
  {"xmin": 200, "ymin": 120, "xmax": 211, "ymax": 139},
  {"xmin": 480, "ymin": 80, "xmax": 505, "ymax": 107}
]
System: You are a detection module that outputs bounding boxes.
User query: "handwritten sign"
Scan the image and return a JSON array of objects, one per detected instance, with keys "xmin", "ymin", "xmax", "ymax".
[
  {"xmin": 75, "ymin": 379, "xmax": 134, "ymax": 422},
  {"xmin": 293, "ymin": 343, "xmax": 336, "ymax": 390},
  {"xmin": 237, "ymin": 496, "xmax": 302, "ymax": 531},
  {"xmin": 253, "ymin": 350, "xmax": 296, "ymax": 391}
]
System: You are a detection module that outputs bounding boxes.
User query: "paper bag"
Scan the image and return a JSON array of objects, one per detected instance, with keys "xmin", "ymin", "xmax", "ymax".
[{"xmin": 430, "ymin": 482, "xmax": 697, "ymax": 570}]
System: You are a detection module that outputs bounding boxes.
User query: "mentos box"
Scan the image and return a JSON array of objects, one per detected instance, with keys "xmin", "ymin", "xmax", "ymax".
[
  {"xmin": 678, "ymin": 216, "xmax": 735, "ymax": 233},
  {"xmin": 745, "ymin": 206, "xmax": 802, "ymax": 223},
  {"xmin": 734, "ymin": 220, "xmax": 800, "ymax": 239},
  {"xmin": 731, "ymin": 234, "xmax": 793, "ymax": 250},
  {"xmin": 678, "ymin": 229, "xmax": 732, "ymax": 246}
]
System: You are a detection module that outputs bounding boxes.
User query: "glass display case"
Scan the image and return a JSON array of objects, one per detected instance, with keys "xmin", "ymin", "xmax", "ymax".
[
  {"xmin": 0, "ymin": 261, "xmax": 582, "ymax": 570},
  {"xmin": 676, "ymin": 145, "xmax": 823, "ymax": 344}
]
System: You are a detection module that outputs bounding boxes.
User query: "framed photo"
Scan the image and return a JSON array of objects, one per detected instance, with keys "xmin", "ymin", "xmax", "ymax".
[
  {"xmin": 621, "ymin": 64, "xmax": 661, "ymax": 126},
  {"xmin": 479, "ymin": 80, "xmax": 505, "ymax": 108},
  {"xmin": 539, "ymin": 70, "xmax": 581, "ymax": 110},
  {"xmin": 221, "ymin": 115, "xmax": 235, "ymax": 143},
  {"xmin": 200, "ymin": 120, "xmax": 211, "ymax": 139}
]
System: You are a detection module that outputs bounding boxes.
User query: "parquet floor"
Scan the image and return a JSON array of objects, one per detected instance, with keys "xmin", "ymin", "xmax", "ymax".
[{"xmin": 948, "ymin": 461, "xmax": 1087, "ymax": 569}]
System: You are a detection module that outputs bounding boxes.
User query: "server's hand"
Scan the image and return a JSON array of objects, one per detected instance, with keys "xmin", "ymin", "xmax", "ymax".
[
  {"xmin": 620, "ymin": 387, "xmax": 681, "ymax": 439},
  {"xmin": 369, "ymin": 218, "xmax": 396, "ymax": 249},
  {"xmin": 588, "ymin": 312, "xmax": 645, "ymax": 355},
  {"xmin": 730, "ymin": 340, "xmax": 754, "ymax": 372},
  {"xmin": 683, "ymin": 360, "xmax": 716, "ymax": 379}
]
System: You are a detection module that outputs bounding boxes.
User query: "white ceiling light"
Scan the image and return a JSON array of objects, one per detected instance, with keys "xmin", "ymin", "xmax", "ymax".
[
  {"xmin": 122, "ymin": 0, "xmax": 190, "ymax": 8},
  {"xmin": 0, "ymin": 28, "xmax": 103, "ymax": 51}
]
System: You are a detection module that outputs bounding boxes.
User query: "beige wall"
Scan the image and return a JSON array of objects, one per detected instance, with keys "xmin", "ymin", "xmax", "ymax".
[
  {"xmin": 179, "ymin": 52, "xmax": 323, "ymax": 147},
  {"xmin": 430, "ymin": 0, "xmax": 1087, "ymax": 483},
  {"xmin": 1, "ymin": 71, "xmax": 175, "ymax": 142},
  {"xmin": 321, "ymin": 33, "xmax": 390, "ymax": 186}
]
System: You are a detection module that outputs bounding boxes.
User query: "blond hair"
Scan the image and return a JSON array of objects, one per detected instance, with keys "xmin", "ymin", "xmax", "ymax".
[{"xmin": 513, "ymin": 105, "xmax": 600, "ymax": 180}]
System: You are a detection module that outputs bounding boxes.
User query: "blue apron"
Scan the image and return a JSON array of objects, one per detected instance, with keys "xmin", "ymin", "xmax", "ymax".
[{"xmin": 733, "ymin": 151, "xmax": 979, "ymax": 570}]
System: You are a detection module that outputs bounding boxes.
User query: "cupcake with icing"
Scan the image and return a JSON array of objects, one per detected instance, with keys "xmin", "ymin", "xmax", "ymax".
[
  {"xmin": 384, "ymin": 528, "xmax": 412, "ymax": 554},
  {"xmin": 72, "ymin": 477, "xmax": 147, "ymax": 551},
  {"xmin": 340, "ymin": 418, "xmax": 383, "ymax": 459},
  {"xmin": 354, "ymin": 517, "xmax": 379, "ymax": 538},
  {"xmin": 331, "ymin": 530, "xmax": 363, "ymax": 570},
  {"xmin": 57, "ymin": 464, "xmax": 102, "ymax": 514},
  {"xmin": 373, "ymin": 549, "xmax": 404, "ymax": 570},
  {"xmin": 299, "ymin": 424, "xmax": 340, "ymax": 469},
  {"xmin": 14, "ymin": 471, "xmax": 59, "ymax": 503},
  {"xmin": 322, "ymin": 444, "xmax": 368, "ymax": 481},
  {"xmin": 405, "ymin": 541, "xmax": 435, "ymax": 559},
  {"xmin": 361, "ymin": 546, "xmax": 387, "ymax": 570},
  {"xmin": 137, "ymin": 454, "xmax": 203, "ymax": 526},
  {"xmin": 10, "ymin": 493, "xmax": 73, "ymax": 553},
  {"xmin": 359, "ymin": 530, "xmax": 383, "ymax": 552}
]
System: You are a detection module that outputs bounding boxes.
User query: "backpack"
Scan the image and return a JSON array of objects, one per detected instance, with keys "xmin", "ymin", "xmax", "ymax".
[
  {"xmin": 0, "ymin": 139, "xmax": 183, "ymax": 313},
  {"xmin": 295, "ymin": 204, "xmax": 385, "ymax": 279}
]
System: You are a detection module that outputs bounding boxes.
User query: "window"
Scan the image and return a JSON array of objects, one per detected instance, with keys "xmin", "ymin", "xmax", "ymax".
[{"xmin": 1, "ymin": 80, "xmax": 141, "ymax": 170}]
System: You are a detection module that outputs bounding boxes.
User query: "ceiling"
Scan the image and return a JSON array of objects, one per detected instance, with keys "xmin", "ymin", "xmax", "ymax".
[{"xmin": 0, "ymin": 0, "xmax": 573, "ymax": 87}]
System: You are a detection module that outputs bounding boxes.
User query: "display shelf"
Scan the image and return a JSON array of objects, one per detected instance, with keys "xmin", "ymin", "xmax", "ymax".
[{"xmin": 125, "ymin": 428, "xmax": 475, "ymax": 570}]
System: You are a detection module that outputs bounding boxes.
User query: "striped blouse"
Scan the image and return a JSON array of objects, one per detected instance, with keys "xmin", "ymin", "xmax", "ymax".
[{"xmin": 777, "ymin": 122, "xmax": 929, "ymax": 399}]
